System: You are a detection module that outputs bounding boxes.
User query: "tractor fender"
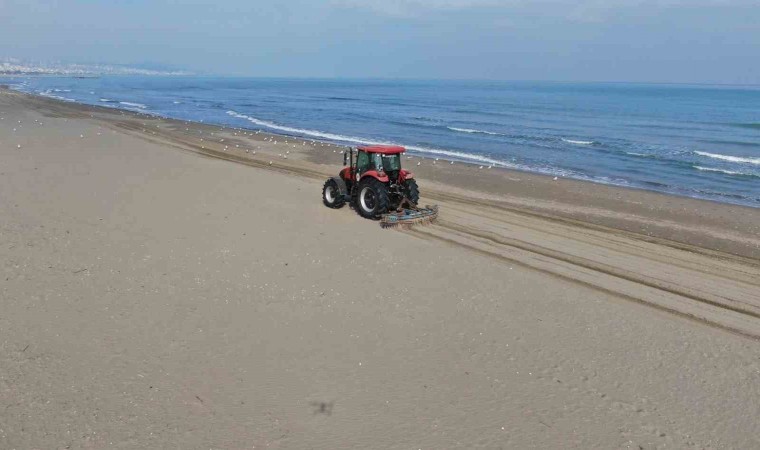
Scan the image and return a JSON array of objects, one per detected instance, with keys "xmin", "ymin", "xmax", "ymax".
[
  {"xmin": 330, "ymin": 176, "xmax": 349, "ymax": 197},
  {"xmin": 400, "ymin": 170, "xmax": 414, "ymax": 180},
  {"xmin": 360, "ymin": 171, "xmax": 389, "ymax": 183}
]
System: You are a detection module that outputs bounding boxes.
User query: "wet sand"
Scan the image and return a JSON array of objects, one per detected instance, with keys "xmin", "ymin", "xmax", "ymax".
[{"xmin": 1, "ymin": 88, "xmax": 759, "ymax": 449}]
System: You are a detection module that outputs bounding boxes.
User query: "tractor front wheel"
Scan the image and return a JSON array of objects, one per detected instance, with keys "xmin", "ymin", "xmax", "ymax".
[
  {"xmin": 355, "ymin": 178, "xmax": 389, "ymax": 219},
  {"xmin": 322, "ymin": 179, "xmax": 346, "ymax": 209}
]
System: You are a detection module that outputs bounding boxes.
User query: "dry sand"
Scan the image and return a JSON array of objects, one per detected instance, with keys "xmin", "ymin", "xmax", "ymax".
[{"xmin": 1, "ymin": 88, "xmax": 759, "ymax": 449}]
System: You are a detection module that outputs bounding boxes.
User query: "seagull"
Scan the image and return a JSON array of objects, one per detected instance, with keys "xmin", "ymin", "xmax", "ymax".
[
  {"xmin": 479, "ymin": 166, "xmax": 484, "ymax": 169},
  {"xmin": 17, "ymin": 144, "xmax": 21, "ymax": 149},
  {"xmin": 417, "ymin": 162, "xmax": 421, "ymax": 166},
  {"xmin": 450, "ymin": 161, "xmax": 454, "ymax": 164},
  {"xmin": 553, "ymin": 177, "xmax": 558, "ymax": 181}
]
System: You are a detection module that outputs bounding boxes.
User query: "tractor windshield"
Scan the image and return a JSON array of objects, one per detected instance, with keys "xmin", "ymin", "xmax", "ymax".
[{"xmin": 378, "ymin": 153, "xmax": 401, "ymax": 172}]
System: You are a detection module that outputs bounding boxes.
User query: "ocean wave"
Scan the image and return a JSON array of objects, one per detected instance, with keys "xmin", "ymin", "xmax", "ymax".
[
  {"xmin": 38, "ymin": 90, "xmax": 75, "ymax": 102},
  {"xmin": 694, "ymin": 151, "xmax": 760, "ymax": 165},
  {"xmin": 447, "ymin": 126, "xmax": 504, "ymax": 136},
  {"xmin": 693, "ymin": 166, "xmax": 758, "ymax": 177},
  {"xmin": 562, "ymin": 138, "xmax": 596, "ymax": 146},
  {"xmin": 729, "ymin": 122, "xmax": 760, "ymax": 130},
  {"xmin": 119, "ymin": 101, "xmax": 148, "ymax": 109},
  {"xmin": 226, "ymin": 110, "xmax": 587, "ymax": 177},
  {"xmin": 699, "ymin": 139, "xmax": 760, "ymax": 149},
  {"xmin": 99, "ymin": 98, "xmax": 116, "ymax": 103},
  {"xmin": 625, "ymin": 152, "xmax": 652, "ymax": 158}
]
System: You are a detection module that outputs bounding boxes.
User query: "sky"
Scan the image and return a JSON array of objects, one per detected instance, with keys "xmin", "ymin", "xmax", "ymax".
[{"xmin": 1, "ymin": 0, "xmax": 759, "ymax": 84}]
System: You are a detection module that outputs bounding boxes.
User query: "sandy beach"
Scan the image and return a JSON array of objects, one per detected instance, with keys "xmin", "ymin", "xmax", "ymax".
[{"xmin": 2, "ymin": 87, "xmax": 760, "ymax": 448}]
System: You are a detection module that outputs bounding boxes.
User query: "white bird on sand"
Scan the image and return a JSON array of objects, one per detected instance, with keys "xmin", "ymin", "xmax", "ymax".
[
  {"xmin": 417, "ymin": 161, "xmax": 421, "ymax": 166},
  {"xmin": 553, "ymin": 177, "xmax": 558, "ymax": 181},
  {"xmin": 269, "ymin": 161, "xmax": 273, "ymax": 165},
  {"xmin": 17, "ymin": 144, "xmax": 21, "ymax": 149},
  {"xmin": 450, "ymin": 161, "xmax": 454, "ymax": 164},
  {"xmin": 479, "ymin": 166, "xmax": 484, "ymax": 169},
  {"xmin": 80, "ymin": 134, "xmax": 84, "ymax": 138}
]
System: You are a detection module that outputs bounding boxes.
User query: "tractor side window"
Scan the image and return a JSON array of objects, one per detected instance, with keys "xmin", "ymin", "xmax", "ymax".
[{"xmin": 356, "ymin": 151, "xmax": 370, "ymax": 173}]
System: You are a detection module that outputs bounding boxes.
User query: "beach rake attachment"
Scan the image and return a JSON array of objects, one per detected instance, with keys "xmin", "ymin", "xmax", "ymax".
[{"xmin": 380, "ymin": 198, "xmax": 439, "ymax": 229}]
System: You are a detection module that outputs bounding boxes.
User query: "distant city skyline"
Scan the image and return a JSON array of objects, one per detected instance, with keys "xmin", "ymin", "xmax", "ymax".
[{"xmin": 1, "ymin": 0, "xmax": 758, "ymax": 85}]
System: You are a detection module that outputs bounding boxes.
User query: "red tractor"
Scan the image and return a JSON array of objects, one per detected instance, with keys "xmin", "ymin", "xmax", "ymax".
[{"xmin": 322, "ymin": 145, "xmax": 420, "ymax": 219}]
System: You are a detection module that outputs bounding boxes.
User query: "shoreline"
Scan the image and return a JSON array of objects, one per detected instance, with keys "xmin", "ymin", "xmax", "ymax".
[
  {"xmin": 4, "ymin": 81, "xmax": 759, "ymax": 210},
  {"xmin": 4, "ymin": 86, "xmax": 758, "ymax": 260}
]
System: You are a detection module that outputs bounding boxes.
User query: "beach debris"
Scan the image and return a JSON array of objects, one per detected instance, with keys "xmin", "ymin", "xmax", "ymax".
[{"xmin": 17, "ymin": 144, "xmax": 21, "ymax": 149}]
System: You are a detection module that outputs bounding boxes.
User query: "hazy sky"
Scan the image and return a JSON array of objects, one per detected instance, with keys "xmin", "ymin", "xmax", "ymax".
[{"xmin": 2, "ymin": 0, "xmax": 758, "ymax": 83}]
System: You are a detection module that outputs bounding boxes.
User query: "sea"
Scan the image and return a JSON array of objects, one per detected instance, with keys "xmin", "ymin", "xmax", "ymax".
[{"xmin": 4, "ymin": 76, "xmax": 759, "ymax": 207}]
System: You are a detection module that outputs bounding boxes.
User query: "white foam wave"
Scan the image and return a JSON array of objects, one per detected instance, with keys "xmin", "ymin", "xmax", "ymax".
[
  {"xmin": 38, "ymin": 90, "xmax": 75, "ymax": 102},
  {"xmin": 447, "ymin": 126, "xmax": 503, "ymax": 136},
  {"xmin": 99, "ymin": 98, "xmax": 115, "ymax": 103},
  {"xmin": 173, "ymin": 101, "xmax": 182, "ymax": 104},
  {"xmin": 226, "ymin": 110, "xmax": 581, "ymax": 176},
  {"xmin": 119, "ymin": 101, "xmax": 148, "ymax": 109},
  {"xmin": 562, "ymin": 138, "xmax": 595, "ymax": 146},
  {"xmin": 694, "ymin": 166, "xmax": 756, "ymax": 177},
  {"xmin": 694, "ymin": 151, "xmax": 760, "ymax": 165},
  {"xmin": 625, "ymin": 152, "xmax": 649, "ymax": 157}
]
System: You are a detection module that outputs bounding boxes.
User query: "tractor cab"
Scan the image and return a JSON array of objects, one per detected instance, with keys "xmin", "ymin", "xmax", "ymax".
[{"xmin": 342, "ymin": 145, "xmax": 405, "ymax": 182}]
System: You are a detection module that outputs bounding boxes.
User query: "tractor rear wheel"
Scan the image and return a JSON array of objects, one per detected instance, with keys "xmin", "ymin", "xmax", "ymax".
[
  {"xmin": 322, "ymin": 179, "xmax": 346, "ymax": 209},
  {"xmin": 404, "ymin": 179, "xmax": 420, "ymax": 205},
  {"xmin": 355, "ymin": 177, "xmax": 389, "ymax": 219}
]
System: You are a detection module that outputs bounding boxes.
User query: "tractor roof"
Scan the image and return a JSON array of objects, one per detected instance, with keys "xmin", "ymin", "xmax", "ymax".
[{"xmin": 357, "ymin": 145, "xmax": 405, "ymax": 155}]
